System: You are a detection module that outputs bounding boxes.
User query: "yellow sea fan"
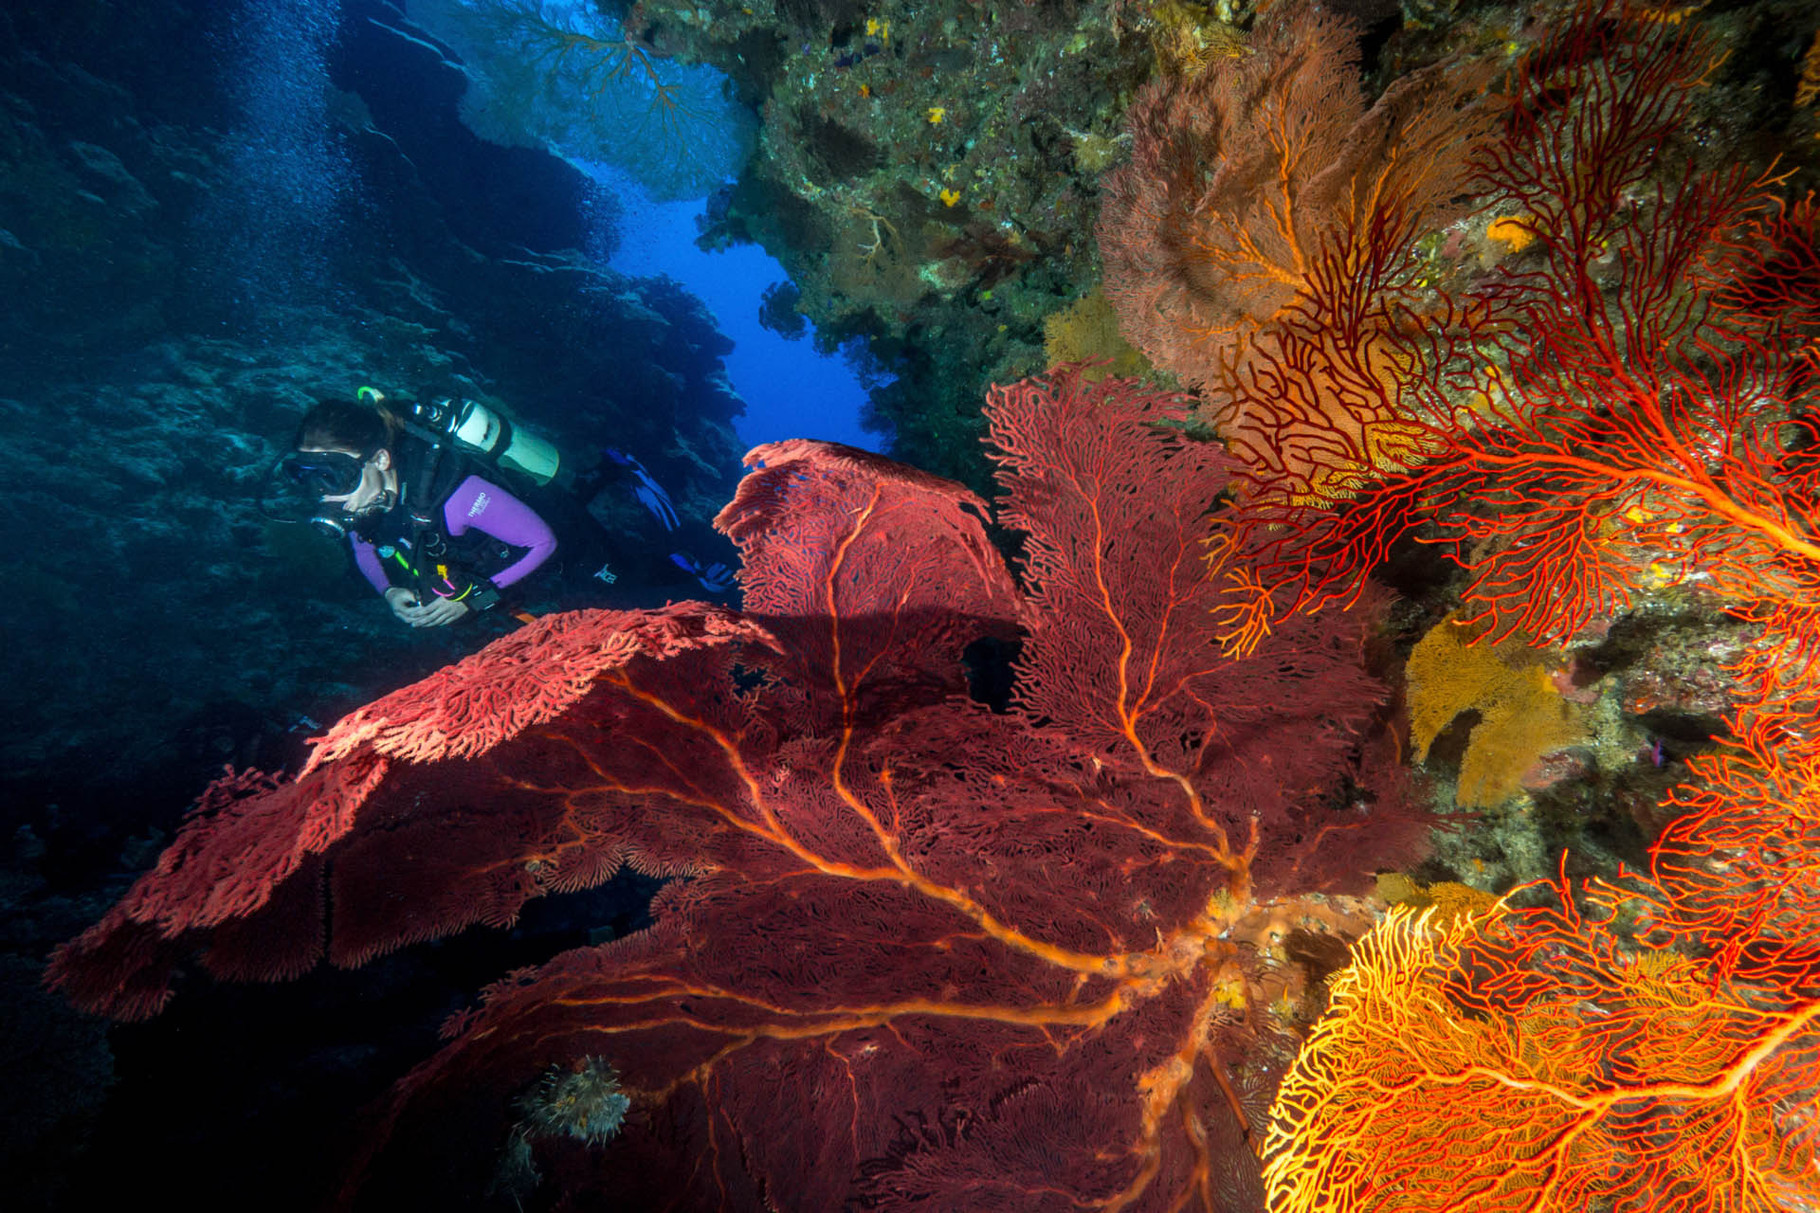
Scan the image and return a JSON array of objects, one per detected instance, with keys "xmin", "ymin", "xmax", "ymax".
[
  {"xmin": 1405, "ymin": 616, "xmax": 1585, "ymax": 808},
  {"xmin": 1042, "ymin": 288, "xmax": 1152, "ymax": 380}
]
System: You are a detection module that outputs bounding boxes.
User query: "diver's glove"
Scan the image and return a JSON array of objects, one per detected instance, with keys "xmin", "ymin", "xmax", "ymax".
[
  {"xmin": 604, "ymin": 448, "xmax": 679, "ymax": 532},
  {"xmin": 670, "ymin": 552, "xmax": 736, "ymax": 594}
]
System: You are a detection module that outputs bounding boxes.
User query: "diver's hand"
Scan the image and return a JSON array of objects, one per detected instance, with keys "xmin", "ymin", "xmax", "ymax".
[
  {"xmin": 384, "ymin": 587, "xmax": 421, "ymax": 623},
  {"xmin": 410, "ymin": 595, "xmax": 471, "ymax": 628},
  {"xmin": 384, "ymin": 588, "xmax": 471, "ymax": 627}
]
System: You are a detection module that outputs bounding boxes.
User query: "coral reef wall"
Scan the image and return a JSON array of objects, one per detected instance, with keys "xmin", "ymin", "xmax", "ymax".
[
  {"xmin": 652, "ymin": 0, "xmax": 1154, "ymax": 489},
  {"xmin": 0, "ymin": 0, "xmax": 745, "ymax": 827}
]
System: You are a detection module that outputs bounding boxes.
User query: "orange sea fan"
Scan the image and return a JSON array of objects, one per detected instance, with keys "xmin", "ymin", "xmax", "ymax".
[
  {"xmin": 1098, "ymin": 0, "xmax": 1492, "ymax": 502},
  {"xmin": 1264, "ymin": 676, "xmax": 1820, "ymax": 1212},
  {"xmin": 1263, "ymin": 897, "xmax": 1820, "ymax": 1212}
]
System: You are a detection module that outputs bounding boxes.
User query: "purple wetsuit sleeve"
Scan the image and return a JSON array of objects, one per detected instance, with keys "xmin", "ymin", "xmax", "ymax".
[
  {"xmin": 352, "ymin": 538, "xmax": 391, "ymax": 596},
  {"xmin": 442, "ymin": 475, "xmax": 558, "ymax": 589}
]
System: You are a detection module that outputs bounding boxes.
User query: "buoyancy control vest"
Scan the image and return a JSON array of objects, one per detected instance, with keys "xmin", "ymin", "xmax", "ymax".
[{"xmin": 355, "ymin": 433, "xmax": 513, "ymax": 611}]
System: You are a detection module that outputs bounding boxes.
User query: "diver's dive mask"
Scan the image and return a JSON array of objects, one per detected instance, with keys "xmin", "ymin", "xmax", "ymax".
[{"xmin": 260, "ymin": 450, "xmax": 379, "ymax": 539}]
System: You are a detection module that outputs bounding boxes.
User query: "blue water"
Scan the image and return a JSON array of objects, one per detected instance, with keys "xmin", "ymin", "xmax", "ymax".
[
  {"xmin": 406, "ymin": 0, "xmax": 753, "ymax": 201},
  {"xmin": 602, "ymin": 177, "xmax": 880, "ymax": 455},
  {"xmin": 200, "ymin": 0, "xmax": 352, "ymax": 317},
  {"xmin": 391, "ymin": 0, "xmax": 875, "ymax": 453}
]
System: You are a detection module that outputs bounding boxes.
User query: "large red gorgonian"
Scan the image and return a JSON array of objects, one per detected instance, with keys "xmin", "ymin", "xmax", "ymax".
[{"xmin": 51, "ymin": 368, "xmax": 1423, "ymax": 1210}]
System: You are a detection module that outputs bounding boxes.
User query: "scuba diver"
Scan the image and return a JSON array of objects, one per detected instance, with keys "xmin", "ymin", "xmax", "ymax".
[
  {"xmin": 264, "ymin": 388, "xmax": 734, "ymax": 627},
  {"xmin": 267, "ymin": 390, "xmax": 559, "ymax": 627}
]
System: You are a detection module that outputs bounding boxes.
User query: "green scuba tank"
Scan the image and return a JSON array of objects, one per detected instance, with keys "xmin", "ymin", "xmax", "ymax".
[{"xmin": 396, "ymin": 393, "xmax": 562, "ymax": 487}]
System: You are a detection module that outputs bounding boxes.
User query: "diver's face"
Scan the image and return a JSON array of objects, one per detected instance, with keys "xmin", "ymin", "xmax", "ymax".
[{"xmin": 305, "ymin": 446, "xmax": 393, "ymax": 516}]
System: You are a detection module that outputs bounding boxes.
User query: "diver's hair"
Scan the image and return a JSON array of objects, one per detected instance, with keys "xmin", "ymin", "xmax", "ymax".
[{"xmin": 292, "ymin": 397, "xmax": 402, "ymax": 456}]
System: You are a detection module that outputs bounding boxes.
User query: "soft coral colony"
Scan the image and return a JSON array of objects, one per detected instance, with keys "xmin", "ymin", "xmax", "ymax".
[
  {"xmin": 1097, "ymin": 0, "xmax": 1819, "ymax": 1207},
  {"xmin": 49, "ymin": 2, "xmax": 1820, "ymax": 1211}
]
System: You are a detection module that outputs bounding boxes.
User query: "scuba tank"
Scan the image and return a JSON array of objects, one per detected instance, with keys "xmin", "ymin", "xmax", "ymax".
[
  {"xmin": 370, "ymin": 388, "xmax": 563, "ymax": 487},
  {"xmin": 419, "ymin": 396, "xmax": 561, "ymax": 486}
]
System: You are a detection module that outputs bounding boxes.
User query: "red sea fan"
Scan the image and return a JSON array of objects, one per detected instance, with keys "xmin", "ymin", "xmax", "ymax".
[
  {"xmin": 53, "ymin": 369, "xmax": 1422, "ymax": 1210},
  {"xmin": 45, "ymin": 604, "xmax": 774, "ymax": 1019},
  {"xmin": 1096, "ymin": 2, "xmax": 1481, "ymax": 388},
  {"xmin": 1209, "ymin": 2, "xmax": 1820, "ymax": 659}
]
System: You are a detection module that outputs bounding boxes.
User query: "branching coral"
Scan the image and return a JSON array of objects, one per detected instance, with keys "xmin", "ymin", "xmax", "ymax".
[{"xmin": 1216, "ymin": 8, "xmax": 1820, "ymax": 1207}]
